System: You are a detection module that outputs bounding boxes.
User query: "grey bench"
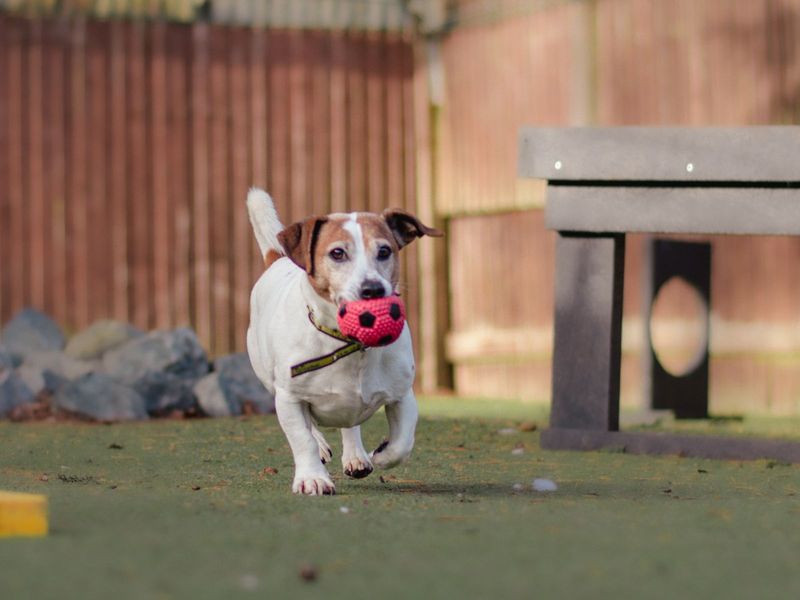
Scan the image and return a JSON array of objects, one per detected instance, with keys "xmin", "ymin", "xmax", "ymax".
[{"xmin": 518, "ymin": 127, "xmax": 800, "ymax": 463}]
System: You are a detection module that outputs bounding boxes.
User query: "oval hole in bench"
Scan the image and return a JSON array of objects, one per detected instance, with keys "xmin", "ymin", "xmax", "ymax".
[{"xmin": 649, "ymin": 276, "xmax": 708, "ymax": 377}]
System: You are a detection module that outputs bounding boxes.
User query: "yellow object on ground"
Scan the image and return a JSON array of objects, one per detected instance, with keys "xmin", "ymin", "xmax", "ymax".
[{"xmin": 0, "ymin": 491, "xmax": 48, "ymax": 538}]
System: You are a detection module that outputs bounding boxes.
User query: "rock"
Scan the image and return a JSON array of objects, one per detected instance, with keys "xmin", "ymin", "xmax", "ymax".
[
  {"xmin": 0, "ymin": 344, "xmax": 15, "ymax": 373},
  {"xmin": 0, "ymin": 308, "xmax": 65, "ymax": 358},
  {"xmin": 65, "ymin": 319, "xmax": 143, "ymax": 360},
  {"xmin": 194, "ymin": 352, "xmax": 275, "ymax": 417},
  {"xmin": 15, "ymin": 364, "xmax": 66, "ymax": 397},
  {"xmin": 193, "ymin": 373, "xmax": 233, "ymax": 417},
  {"xmin": 23, "ymin": 351, "xmax": 97, "ymax": 380},
  {"xmin": 132, "ymin": 371, "xmax": 198, "ymax": 416},
  {"xmin": 55, "ymin": 373, "xmax": 148, "ymax": 421},
  {"xmin": 215, "ymin": 353, "xmax": 274, "ymax": 413},
  {"xmin": 0, "ymin": 370, "xmax": 35, "ymax": 417},
  {"xmin": 194, "ymin": 353, "xmax": 274, "ymax": 417},
  {"xmin": 102, "ymin": 328, "xmax": 209, "ymax": 384},
  {"xmin": 532, "ymin": 478, "xmax": 558, "ymax": 492}
]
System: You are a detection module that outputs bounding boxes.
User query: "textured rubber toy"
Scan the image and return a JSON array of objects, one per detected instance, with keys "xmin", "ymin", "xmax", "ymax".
[{"xmin": 337, "ymin": 296, "xmax": 406, "ymax": 347}]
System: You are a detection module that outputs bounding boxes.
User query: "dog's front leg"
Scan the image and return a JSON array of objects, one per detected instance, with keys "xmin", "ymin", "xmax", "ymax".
[
  {"xmin": 341, "ymin": 426, "xmax": 374, "ymax": 479},
  {"xmin": 275, "ymin": 390, "xmax": 335, "ymax": 496},
  {"xmin": 371, "ymin": 390, "xmax": 418, "ymax": 469}
]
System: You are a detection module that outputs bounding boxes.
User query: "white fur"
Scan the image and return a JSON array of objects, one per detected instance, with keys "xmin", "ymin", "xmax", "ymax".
[
  {"xmin": 246, "ymin": 189, "xmax": 418, "ymax": 496},
  {"xmin": 246, "ymin": 188, "xmax": 284, "ymax": 257}
]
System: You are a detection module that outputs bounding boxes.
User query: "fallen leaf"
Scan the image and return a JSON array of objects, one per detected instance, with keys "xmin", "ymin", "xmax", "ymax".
[{"xmin": 298, "ymin": 564, "xmax": 318, "ymax": 582}]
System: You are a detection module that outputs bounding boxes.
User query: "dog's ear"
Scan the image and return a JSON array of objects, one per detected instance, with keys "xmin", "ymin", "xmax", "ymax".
[
  {"xmin": 278, "ymin": 217, "xmax": 328, "ymax": 275},
  {"xmin": 382, "ymin": 209, "xmax": 443, "ymax": 249}
]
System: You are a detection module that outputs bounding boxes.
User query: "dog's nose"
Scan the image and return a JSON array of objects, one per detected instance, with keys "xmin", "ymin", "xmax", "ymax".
[{"xmin": 360, "ymin": 280, "xmax": 386, "ymax": 299}]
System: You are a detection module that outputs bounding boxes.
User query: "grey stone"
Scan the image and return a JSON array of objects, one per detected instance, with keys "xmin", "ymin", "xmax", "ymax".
[
  {"xmin": 0, "ymin": 344, "xmax": 14, "ymax": 373},
  {"xmin": 215, "ymin": 353, "xmax": 274, "ymax": 414},
  {"xmin": 132, "ymin": 371, "xmax": 198, "ymax": 416},
  {"xmin": 23, "ymin": 351, "xmax": 97, "ymax": 381},
  {"xmin": 102, "ymin": 328, "xmax": 209, "ymax": 384},
  {"xmin": 194, "ymin": 353, "xmax": 274, "ymax": 417},
  {"xmin": 194, "ymin": 373, "xmax": 234, "ymax": 417},
  {"xmin": 0, "ymin": 370, "xmax": 36, "ymax": 417},
  {"xmin": 16, "ymin": 363, "xmax": 67, "ymax": 397},
  {"xmin": 55, "ymin": 373, "xmax": 148, "ymax": 422},
  {"xmin": 1, "ymin": 308, "xmax": 65, "ymax": 358},
  {"xmin": 65, "ymin": 319, "xmax": 143, "ymax": 360}
]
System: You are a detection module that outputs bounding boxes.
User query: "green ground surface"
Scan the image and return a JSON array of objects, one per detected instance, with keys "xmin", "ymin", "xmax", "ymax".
[{"xmin": 1, "ymin": 397, "xmax": 798, "ymax": 599}]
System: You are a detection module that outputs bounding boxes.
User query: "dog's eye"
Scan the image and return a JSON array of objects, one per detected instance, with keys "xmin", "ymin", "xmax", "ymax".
[
  {"xmin": 329, "ymin": 248, "xmax": 348, "ymax": 262},
  {"xmin": 377, "ymin": 245, "xmax": 392, "ymax": 261}
]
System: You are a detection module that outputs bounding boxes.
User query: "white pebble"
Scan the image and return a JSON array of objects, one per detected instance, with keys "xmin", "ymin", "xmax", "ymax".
[
  {"xmin": 532, "ymin": 478, "xmax": 558, "ymax": 492},
  {"xmin": 339, "ymin": 506, "xmax": 350, "ymax": 514},
  {"xmin": 511, "ymin": 447, "xmax": 525, "ymax": 456},
  {"xmin": 512, "ymin": 483, "xmax": 524, "ymax": 492},
  {"xmin": 238, "ymin": 574, "xmax": 259, "ymax": 591},
  {"xmin": 497, "ymin": 427, "xmax": 517, "ymax": 436}
]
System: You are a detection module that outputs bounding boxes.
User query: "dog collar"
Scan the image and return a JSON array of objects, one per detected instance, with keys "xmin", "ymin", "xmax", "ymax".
[{"xmin": 290, "ymin": 308, "xmax": 365, "ymax": 378}]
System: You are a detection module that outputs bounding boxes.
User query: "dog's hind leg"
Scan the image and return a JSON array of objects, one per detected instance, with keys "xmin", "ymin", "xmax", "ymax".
[
  {"xmin": 310, "ymin": 424, "xmax": 334, "ymax": 465},
  {"xmin": 371, "ymin": 390, "xmax": 418, "ymax": 469},
  {"xmin": 341, "ymin": 426, "xmax": 374, "ymax": 479},
  {"xmin": 300, "ymin": 404, "xmax": 334, "ymax": 464}
]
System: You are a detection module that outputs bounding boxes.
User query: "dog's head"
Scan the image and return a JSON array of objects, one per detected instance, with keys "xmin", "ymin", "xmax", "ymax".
[{"xmin": 277, "ymin": 210, "xmax": 442, "ymax": 306}]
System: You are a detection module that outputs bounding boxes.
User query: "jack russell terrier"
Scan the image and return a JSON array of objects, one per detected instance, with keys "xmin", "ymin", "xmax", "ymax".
[{"xmin": 246, "ymin": 189, "xmax": 442, "ymax": 495}]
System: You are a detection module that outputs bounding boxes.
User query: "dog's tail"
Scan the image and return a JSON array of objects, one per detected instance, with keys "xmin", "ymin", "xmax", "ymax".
[{"xmin": 246, "ymin": 188, "xmax": 284, "ymax": 258}]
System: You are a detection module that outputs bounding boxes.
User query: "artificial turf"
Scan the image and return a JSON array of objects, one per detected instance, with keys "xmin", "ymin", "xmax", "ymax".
[{"xmin": 0, "ymin": 398, "xmax": 798, "ymax": 599}]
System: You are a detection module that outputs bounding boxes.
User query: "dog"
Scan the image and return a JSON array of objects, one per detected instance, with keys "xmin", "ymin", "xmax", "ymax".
[{"xmin": 246, "ymin": 189, "xmax": 442, "ymax": 495}]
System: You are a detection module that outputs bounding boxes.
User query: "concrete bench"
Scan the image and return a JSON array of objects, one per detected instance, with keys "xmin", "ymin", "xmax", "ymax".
[{"xmin": 518, "ymin": 127, "xmax": 800, "ymax": 463}]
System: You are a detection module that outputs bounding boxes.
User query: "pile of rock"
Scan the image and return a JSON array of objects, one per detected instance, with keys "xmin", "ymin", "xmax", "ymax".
[{"xmin": 0, "ymin": 308, "xmax": 274, "ymax": 422}]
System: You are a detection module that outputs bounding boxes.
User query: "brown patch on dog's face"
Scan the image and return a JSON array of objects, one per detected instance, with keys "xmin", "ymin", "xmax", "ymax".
[{"xmin": 277, "ymin": 216, "xmax": 328, "ymax": 275}]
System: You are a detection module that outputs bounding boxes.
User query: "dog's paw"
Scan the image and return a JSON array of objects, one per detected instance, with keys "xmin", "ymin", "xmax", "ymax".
[
  {"xmin": 370, "ymin": 439, "xmax": 410, "ymax": 469},
  {"xmin": 343, "ymin": 454, "xmax": 374, "ymax": 479},
  {"xmin": 292, "ymin": 474, "xmax": 336, "ymax": 496}
]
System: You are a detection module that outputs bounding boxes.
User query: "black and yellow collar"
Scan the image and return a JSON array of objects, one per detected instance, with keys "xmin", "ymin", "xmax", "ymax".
[{"xmin": 290, "ymin": 308, "xmax": 365, "ymax": 378}]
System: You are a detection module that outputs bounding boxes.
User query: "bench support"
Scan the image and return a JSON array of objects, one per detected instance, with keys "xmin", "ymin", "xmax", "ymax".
[{"xmin": 550, "ymin": 233, "xmax": 625, "ymax": 432}]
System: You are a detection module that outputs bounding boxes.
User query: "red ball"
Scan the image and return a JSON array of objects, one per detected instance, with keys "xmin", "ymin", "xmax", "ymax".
[{"xmin": 337, "ymin": 296, "xmax": 406, "ymax": 347}]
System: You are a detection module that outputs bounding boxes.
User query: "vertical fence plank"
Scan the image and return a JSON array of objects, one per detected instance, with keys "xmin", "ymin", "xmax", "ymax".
[
  {"xmin": 26, "ymin": 20, "xmax": 46, "ymax": 310},
  {"xmin": 365, "ymin": 30, "xmax": 385, "ymax": 214},
  {"xmin": 269, "ymin": 30, "xmax": 291, "ymax": 220},
  {"xmin": 347, "ymin": 31, "xmax": 367, "ymax": 212},
  {"xmin": 209, "ymin": 25, "xmax": 231, "ymax": 354},
  {"xmin": 150, "ymin": 21, "xmax": 171, "ymax": 330},
  {"xmin": 167, "ymin": 25, "xmax": 192, "ymax": 327},
  {"xmin": 191, "ymin": 23, "xmax": 212, "ymax": 349},
  {"xmin": 6, "ymin": 21, "xmax": 27, "ymax": 317},
  {"xmin": 229, "ymin": 26, "xmax": 253, "ymax": 352},
  {"xmin": 288, "ymin": 29, "xmax": 309, "ymax": 221},
  {"xmin": 126, "ymin": 21, "xmax": 151, "ymax": 330},
  {"xmin": 0, "ymin": 17, "xmax": 9, "ymax": 323},
  {"xmin": 86, "ymin": 22, "xmax": 110, "ymax": 322},
  {"xmin": 68, "ymin": 19, "xmax": 90, "ymax": 330},
  {"xmin": 402, "ymin": 39, "xmax": 422, "ymax": 370},
  {"xmin": 309, "ymin": 30, "xmax": 331, "ymax": 217},
  {"xmin": 249, "ymin": 28, "xmax": 268, "ymax": 283},
  {"xmin": 385, "ymin": 36, "xmax": 404, "ymax": 210},
  {"xmin": 109, "ymin": 20, "xmax": 130, "ymax": 322},
  {"xmin": 329, "ymin": 30, "xmax": 348, "ymax": 214},
  {"xmin": 45, "ymin": 22, "xmax": 69, "ymax": 327}
]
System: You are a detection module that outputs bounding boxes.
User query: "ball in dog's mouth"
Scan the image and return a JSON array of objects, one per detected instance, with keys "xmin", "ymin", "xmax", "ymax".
[{"xmin": 337, "ymin": 296, "xmax": 406, "ymax": 347}]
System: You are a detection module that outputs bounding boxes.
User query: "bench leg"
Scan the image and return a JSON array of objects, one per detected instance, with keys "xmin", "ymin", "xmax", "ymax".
[{"xmin": 550, "ymin": 233, "xmax": 625, "ymax": 431}]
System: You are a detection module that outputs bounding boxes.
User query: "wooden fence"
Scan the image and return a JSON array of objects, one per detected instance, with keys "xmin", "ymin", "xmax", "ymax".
[{"xmin": 0, "ymin": 15, "xmax": 419, "ymax": 356}]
